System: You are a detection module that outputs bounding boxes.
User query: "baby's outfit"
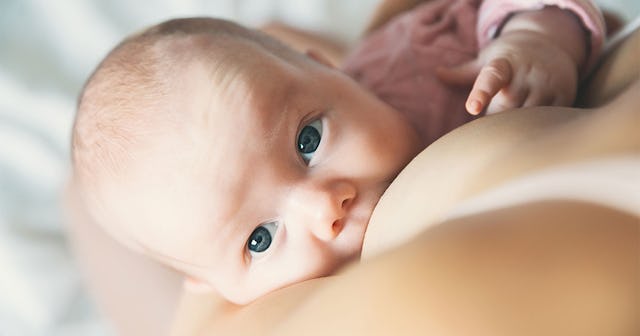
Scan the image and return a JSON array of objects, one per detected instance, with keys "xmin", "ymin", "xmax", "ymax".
[{"xmin": 342, "ymin": 0, "xmax": 605, "ymax": 145}]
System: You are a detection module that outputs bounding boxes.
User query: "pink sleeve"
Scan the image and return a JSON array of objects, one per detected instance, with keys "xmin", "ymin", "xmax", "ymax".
[{"xmin": 477, "ymin": 0, "xmax": 605, "ymax": 73}]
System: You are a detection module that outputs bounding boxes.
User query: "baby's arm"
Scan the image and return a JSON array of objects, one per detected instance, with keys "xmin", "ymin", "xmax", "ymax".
[
  {"xmin": 439, "ymin": 2, "xmax": 604, "ymax": 115},
  {"xmin": 260, "ymin": 22, "xmax": 347, "ymax": 66}
]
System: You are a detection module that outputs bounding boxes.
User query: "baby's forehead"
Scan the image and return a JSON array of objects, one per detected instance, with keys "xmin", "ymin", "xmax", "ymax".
[{"xmin": 183, "ymin": 52, "xmax": 308, "ymax": 128}]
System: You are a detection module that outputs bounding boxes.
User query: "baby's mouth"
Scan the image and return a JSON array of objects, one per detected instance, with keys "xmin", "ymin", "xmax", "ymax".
[{"xmin": 352, "ymin": 184, "xmax": 391, "ymax": 256}]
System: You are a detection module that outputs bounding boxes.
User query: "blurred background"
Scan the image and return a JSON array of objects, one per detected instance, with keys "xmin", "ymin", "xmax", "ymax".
[{"xmin": 0, "ymin": 0, "xmax": 637, "ymax": 335}]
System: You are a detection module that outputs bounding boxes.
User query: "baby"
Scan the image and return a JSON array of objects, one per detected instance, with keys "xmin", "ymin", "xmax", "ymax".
[{"xmin": 71, "ymin": 1, "xmax": 604, "ymax": 305}]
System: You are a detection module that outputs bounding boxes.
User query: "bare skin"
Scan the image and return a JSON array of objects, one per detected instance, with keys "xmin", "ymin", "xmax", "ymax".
[
  {"xmin": 260, "ymin": 22, "xmax": 348, "ymax": 66},
  {"xmin": 171, "ymin": 28, "xmax": 640, "ymax": 336},
  {"xmin": 66, "ymin": 9, "xmax": 639, "ymax": 336},
  {"xmin": 174, "ymin": 99, "xmax": 640, "ymax": 336}
]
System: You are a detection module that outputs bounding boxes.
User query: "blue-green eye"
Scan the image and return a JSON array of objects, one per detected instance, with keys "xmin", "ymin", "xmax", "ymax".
[
  {"xmin": 297, "ymin": 119, "xmax": 323, "ymax": 163},
  {"xmin": 247, "ymin": 221, "xmax": 278, "ymax": 256}
]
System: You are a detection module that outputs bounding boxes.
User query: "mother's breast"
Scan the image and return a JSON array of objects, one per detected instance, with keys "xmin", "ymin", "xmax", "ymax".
[{"xmin": 362, "ymin": 105, "xmax": 585, "ymax": 259}]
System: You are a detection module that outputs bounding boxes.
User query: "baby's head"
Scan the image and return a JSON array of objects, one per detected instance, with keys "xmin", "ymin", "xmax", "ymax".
[{"xmin": 71, "ymin": 17, "xmax": 420, "ymax": 304}]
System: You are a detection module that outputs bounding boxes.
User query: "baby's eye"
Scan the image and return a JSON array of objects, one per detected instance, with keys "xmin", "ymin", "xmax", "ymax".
[
  {"xmin": 297, "ymin": 119, "xmax": 323, "ymax": 164},
  {"xmin": 247, "ymin": 221, "xmax": 278, "ymax": 257}
]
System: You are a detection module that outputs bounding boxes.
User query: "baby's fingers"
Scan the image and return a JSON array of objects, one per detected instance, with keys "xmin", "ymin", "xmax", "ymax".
[
  {"xmin": 467, "ymin": 58, "xmax": 513, "ymax": 115},
  {"xmin": 436, "ymin": 60, "xmax": 480, "ymax": 87},
  {"xmin": 523, "ymin": 90, "xmax": 555, "ymax": 108},
  {"xmin": 486, "ymin": 86, "xmax": 529, "ymax": 114}
]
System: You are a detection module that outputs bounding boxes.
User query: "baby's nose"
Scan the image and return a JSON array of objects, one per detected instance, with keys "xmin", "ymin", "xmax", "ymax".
[{"xmin": 288, "ymin": 180, "xmax": 356, "ymax": 241}]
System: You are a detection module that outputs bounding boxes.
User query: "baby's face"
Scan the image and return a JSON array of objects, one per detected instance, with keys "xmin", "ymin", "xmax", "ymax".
[{"xmin": 100, "ymin": 46, "xmax": 421, "ymax": 304}]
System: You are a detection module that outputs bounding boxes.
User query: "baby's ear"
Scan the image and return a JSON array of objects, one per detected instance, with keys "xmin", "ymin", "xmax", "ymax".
[
  {"xmin": 183, "ymin": 276, "xmax": 216, "ymax": 293},
  {"xmin": 305, "ymin": 49, "xmax": 335, "ymax": 68}
]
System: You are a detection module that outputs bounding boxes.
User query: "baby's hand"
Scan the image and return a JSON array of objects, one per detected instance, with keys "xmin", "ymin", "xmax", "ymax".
[
  {"xmin": 437, "ymin": 7, "xmax": 587, "ymax": 115},
  {"xmin": 438, "ymin": 30, "xmax": 579, "ymax": 115}
]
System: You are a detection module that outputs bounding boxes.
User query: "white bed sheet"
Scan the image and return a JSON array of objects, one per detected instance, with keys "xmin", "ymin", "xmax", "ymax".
[{"xmin": 0, "ymin": 0, "xmax": 637, "ymax": 335}]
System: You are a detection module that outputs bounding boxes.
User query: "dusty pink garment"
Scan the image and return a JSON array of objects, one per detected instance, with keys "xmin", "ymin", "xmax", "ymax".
[
  {"xmin": 342, "ymin": 0, "xmax": 605, "ymax": 146},
  {"xmin": 342, "ymin": 0, "xmax": 480, "ymax": 146}
]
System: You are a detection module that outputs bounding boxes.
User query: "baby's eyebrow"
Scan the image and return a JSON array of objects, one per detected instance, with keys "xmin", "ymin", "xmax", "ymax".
[{"xmin": 258, "ymin": 84, "xmax": 298, "ymax": 136}]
